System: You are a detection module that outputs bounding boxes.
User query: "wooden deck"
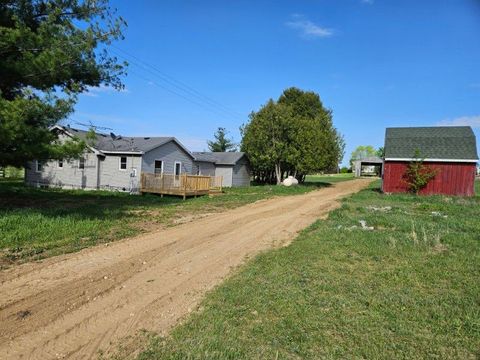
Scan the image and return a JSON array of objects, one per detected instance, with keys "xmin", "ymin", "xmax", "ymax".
[{"xmin": 140, "ymin": 173, "xmax": 223, "ymax": 199}]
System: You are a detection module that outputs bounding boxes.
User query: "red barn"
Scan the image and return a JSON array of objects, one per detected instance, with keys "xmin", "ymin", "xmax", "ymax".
[{"xmin": 382, "ymin": 126, "xmax": 478, "ymax": 196}]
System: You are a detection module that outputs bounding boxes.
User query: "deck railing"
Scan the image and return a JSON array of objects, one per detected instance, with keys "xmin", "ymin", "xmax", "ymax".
[{"xmin": 140, "ymin": 173, "xmax": 222, "ymax": 199}]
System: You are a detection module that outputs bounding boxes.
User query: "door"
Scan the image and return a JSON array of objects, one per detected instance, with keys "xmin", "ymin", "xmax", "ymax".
[
  {"xmin": 174, "ymin": 161, "xmax": 182, "ymax": 187},
  {"xmin": 154, "ymin": 160, "xmax": 163, "ymax": 175}
]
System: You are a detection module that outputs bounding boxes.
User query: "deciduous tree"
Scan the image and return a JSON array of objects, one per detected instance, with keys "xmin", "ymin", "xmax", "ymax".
[
  {"xmin": 241, "ymin": 88, "xmax": 344, "ymax": 184},
  {"xmin": 349, "ymin": 145, "xmax": 377, "ymax": 167}
]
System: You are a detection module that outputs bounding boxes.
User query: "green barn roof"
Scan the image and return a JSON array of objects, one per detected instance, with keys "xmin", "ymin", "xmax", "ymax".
[{"xmin": 384, "ymin": 126, "xmax": 478, "ymax": 161}]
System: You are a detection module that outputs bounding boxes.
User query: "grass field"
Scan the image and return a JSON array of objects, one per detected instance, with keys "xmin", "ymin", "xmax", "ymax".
[
  {"xmin": 138, "ymin": 180, "xmax": 480, "ymax": 360},
  {"xmin": 0, "ymin": 175, "xmax": 351, "ymax": 266}
]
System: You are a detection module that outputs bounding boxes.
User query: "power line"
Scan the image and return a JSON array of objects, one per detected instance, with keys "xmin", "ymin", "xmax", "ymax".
[
  {"xmin": 110, "ymin": 46, "xmax": 243, "ymax": 120},
  {"xmin": 111, "ymin": 45, "xmax": 242, "ymax": 117},
  {"xmin": 127, "ymin": 68, "xmax": 240, "ymax": 119}
]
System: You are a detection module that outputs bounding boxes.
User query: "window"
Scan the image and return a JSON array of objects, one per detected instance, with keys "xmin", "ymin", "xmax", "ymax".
[
  {"xmin": 174, "ymin": 161, "xmax": 182, "ymax": 177},
  {"xmin": 78, "ymin": 157, "xmax": 85, "ymax": 169},
  {"xmin": 154, "ymin": 160, "xmax": 163, "ymax": 175},
  {"xmin": 36, "ymin": 160, "xmax": 44, "ymax": 172},
  {"xmin": 119, "ymin": 156, "xmax": 127, "ymax": 170},
  {"xmin": 58, "ymin": 159, "xmax": 63, "ymax": 169}
]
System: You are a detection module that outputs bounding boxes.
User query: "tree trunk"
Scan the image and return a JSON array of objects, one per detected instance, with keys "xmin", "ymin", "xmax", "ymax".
[{"xmin": 275, "ymin": 162, "xmax": 282, "ymax": 185}]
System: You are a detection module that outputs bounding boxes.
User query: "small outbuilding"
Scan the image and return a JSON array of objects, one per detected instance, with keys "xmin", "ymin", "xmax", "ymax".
[
  {"xmin": 354, "ymin": 156, "xmax": 383, "ymax": 177},
  {"xmin": 382, "ymin": 126, "xmax": 478, "ymax": 196},
  {"xmin": 193, "ymin": 152, "xmax": 251, "ymax": 187}
]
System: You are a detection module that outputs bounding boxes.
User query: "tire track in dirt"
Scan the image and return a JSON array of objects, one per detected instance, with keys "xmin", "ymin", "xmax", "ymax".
[{"xmin": 0, "ymin": 179, "xmax": 373, "ymax": 359}]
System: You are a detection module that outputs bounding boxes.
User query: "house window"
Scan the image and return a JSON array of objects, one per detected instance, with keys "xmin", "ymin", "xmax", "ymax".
[
  {"xmin": 154, "ymin": 160, "xmax": 163, "ymax": 175},
  {"xmin": 120, "ymin": 156, "xmax": 127, "ymax": 170},
  {"xmin": 79, "ymin": 157, "xmax": 85, "ymax": 169},
  {"xmin": 36, "ymin": 160, "xmax": 44, "ymax": 172},
  {"xmin": 58, "ymin": 159, "xmax": 63, "ymax": 169},
  {"xmin": 174, "ymin": 161, "xmax": 182, "ymax": 177}
]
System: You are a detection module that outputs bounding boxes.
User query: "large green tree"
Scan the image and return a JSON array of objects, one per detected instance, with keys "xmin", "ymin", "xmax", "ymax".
[
  {"xmin": 207, "ymin": 127, "xmax": 237, "ymax": 152},
  {"xmin": 241, "ymin": 100, "xmax": 293, "ymax": 184},
  {"xmin": 349, "ymin": 145, "xmax": 378, "ymax": 167},
  {"xmin": 0, "ymin": 0, "xmax": 126, "ymax": 167},
  {"xmin": 241, "ymin": 87, "xmax": 345, "ymax": 184}
]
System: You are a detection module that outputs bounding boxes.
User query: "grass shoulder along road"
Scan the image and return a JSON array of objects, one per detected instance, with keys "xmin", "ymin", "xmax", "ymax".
[
  {"xmin": 138, "ymin": 180, "xmax": 480, "ymax": 360},
  {"xmin": 0, "ymin": 175, "xmax": 352, "ymax": 266}
]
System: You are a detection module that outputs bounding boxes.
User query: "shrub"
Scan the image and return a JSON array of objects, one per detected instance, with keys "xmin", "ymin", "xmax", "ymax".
[{"xmin": 403, "ymin": 150, "xmax": 438, "ymax": 194}]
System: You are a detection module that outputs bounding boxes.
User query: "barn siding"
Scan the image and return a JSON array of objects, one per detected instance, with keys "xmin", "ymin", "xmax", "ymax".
[
  {"xmin": 383, "ymin": 161, "xmax": 476, "ymax": 196},
  {"xmin": 142, "ymin": 141, "xmax": 195, "ymax": 175}
]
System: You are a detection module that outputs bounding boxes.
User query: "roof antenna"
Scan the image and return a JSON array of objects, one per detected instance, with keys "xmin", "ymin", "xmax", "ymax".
[{"xmin": 73, "ymin": 121, "xmax": 113, "ymax": 132}]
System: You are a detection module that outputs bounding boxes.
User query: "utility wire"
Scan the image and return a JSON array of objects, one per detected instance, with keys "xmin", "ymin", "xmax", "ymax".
[
  {"xmin": 110, "ymin": 45, "xmax": 243, "ymax": 120},
  {"xmin": 127, "ymin": 68, "xmax": 240, "ymax": 120}
]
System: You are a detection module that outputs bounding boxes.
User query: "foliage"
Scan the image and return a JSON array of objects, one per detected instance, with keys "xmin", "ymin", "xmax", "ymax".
[
  {"xmin": 0, "ymin": 166, "xmax": 24, "ymax": 178},
  {"xmin": 404, "ymin": 150, "xmax": 438, "ymax": 194},
  {"xmin": 340, "ymin": 166, "xmax": 351, "ymax": 173},
  {"xmin": 241, "ymin": 87, "xmax": 345, "ymax": 184},
  {"xmin": 139, "ymin": 180, "xmax": 480, "ymax": 359},
  {"xmin": 241, "ymin": 100, "xmax": 293, "ymax": 184},
  {"xmin": 349, "ymin": 145, "xmax": 377, "ymax": 166},
  {"xmin": 207, "ymin": 127, "xmax": 237, "ymax": 152},
  {"xmin": 0, "ymin": 0, "xmax": 127, "ymax": 167},
  {"xmin": 376, "ymin": 146, "xmax": 385, "ymax": 158}
]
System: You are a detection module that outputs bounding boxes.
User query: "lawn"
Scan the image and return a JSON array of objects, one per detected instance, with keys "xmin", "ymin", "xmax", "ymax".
[
  {"xmin": 305, "ymin": 172, "xmax": 354, "ymax": 184},
  {"xmin": 138, "ymin": 180, "xmax": 480, "ymax": 360},
  {"xmin": 0, "ymin": 175, "xmax": 351, "ymax": 266}
]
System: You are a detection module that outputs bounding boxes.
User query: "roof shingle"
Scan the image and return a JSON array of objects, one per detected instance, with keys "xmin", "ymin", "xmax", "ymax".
[
  {"xmin": 384, "ymin": 126, "xmax": 478, "ymax": 160},
  {"xmin": 61, "ymin": 127, "xmax": 191, "ymax": 155},
  {"xmin": 193, "ymin": 152, "xmax": 246, "ymax": 165}
]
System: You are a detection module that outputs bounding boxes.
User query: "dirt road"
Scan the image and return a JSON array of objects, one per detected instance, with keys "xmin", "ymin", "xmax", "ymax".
[{"xmin": 0, "ymin": 179, "xmax": 372, "ymax": 359}]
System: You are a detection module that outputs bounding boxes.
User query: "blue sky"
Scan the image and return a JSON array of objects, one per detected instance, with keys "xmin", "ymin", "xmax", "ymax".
[{"xmin": 69, "ymin": 0, "xmax": 480, "ymax": 166}]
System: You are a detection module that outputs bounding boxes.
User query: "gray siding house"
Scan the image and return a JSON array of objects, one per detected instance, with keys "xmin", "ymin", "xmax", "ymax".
[
  {"xmin": 193, "ymin": 152, "xmax": 251, "ymax": 187},
  {"xmin": 25, "ymin": 126, "xmax": 196, "ymax": 192}
]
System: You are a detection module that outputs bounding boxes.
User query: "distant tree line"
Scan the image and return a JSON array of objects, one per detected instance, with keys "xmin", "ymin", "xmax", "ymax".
[{"xmin": 240, "ymin": 87, "xmax": 345, "ymax": 184}]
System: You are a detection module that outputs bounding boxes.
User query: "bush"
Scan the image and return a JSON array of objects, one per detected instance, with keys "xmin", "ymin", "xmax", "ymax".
[{"xmin": 403, "ymin": 151, "xmax": 437, "ymax": 194}]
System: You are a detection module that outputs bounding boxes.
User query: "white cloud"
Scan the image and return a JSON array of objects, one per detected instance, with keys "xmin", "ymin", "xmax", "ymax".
[
  {"xmin": 84, "ymin": 84, "xmax": 129, "ymax": 97},
  {"xmin": 437, "ymin": 115, "xmax": 480, "ymax": 128},
  {"xmin": 361, "ymin": 0, "xmax": 374, "ymax": 4},
  {"xmin": 286, "ymin": 15, "xmax": 333, "ymax": 39}
]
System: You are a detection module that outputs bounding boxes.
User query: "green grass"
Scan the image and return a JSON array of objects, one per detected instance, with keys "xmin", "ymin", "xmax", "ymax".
[
  {"xmin": 0, "ymin": 176, "xmax": 352, "ymax": 266},
  {"xmin": 138, "ymin": 180, "xmax": 480, "ymax": 360},
  {"xmin": 305, "ymin": 172, "xmax": 355, "ymax": 184}
]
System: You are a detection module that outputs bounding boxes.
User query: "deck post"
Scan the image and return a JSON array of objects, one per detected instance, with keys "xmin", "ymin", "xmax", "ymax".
[{"xmin": 183, "ymin": 173, "xmax": 187, "ymax": 200}]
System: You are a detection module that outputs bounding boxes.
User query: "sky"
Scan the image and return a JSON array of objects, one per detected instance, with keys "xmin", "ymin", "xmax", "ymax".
[{"xmin": 69, "ymin": 0, "xmax": 480, "ymax": 166}]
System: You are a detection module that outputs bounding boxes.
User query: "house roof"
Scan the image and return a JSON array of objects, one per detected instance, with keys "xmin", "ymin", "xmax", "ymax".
[
  {"xmin": 384, "ymin": 126, "xmax": 478, "ymax": 161},
  {"xmin": 354, "ymin": 156, "xmax": 383, "ymax": 164},
  {"xmin": 193, "ymin": 152, "xmax": 246, "ymax": 165},
  {"xmin": 55, "ymin": 126, "xmax": 194, "ymax": 158}
]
